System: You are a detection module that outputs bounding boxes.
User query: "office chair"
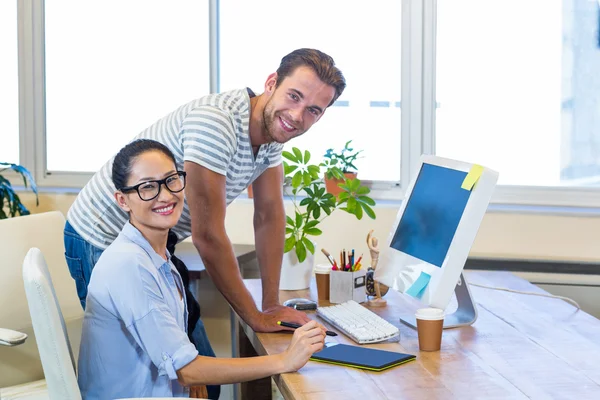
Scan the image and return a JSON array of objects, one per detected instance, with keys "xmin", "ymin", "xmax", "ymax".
[
  {"xmin": 23, "ymin": 247, "xmax": 81, "ymax": 399},
  {"xmin": 0, "ymin": 211, "xmax": 83, "ymax": 398},
  {"xmin": 23, "ymin": 247, "xmax": 208, "ymax": 400}
]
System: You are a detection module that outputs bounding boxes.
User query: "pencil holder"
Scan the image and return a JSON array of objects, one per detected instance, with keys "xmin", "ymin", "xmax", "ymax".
[{"xmin": 329, "ymin": 269, "xmax": 367, "ymax": 304}]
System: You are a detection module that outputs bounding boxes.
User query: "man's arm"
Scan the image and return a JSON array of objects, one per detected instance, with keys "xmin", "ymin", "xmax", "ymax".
[
  {"xmin": 251, "ymin": 164, "xmax": 285, "ymax": 309},
  {"xmin": 184, "ymin": 161, "xmax": 264, "ymax": 329},
  {"xmin": 251, "ymin": 165, "xmax": 312, "ymax": 326}
]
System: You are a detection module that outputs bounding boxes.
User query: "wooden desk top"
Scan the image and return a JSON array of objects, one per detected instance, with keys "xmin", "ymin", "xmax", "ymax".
[{"xmin": 237, "ymin": 270, "xmax": 600, "ymax": 399}]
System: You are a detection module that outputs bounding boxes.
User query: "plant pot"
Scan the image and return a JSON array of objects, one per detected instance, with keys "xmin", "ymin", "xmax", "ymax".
[
  {"xmin": 247, "ymin": 184, "xmax": 253, "ymax": 198},
  {"xmin": 324, "ymin": 172, "xmax": 357, "ymax": 196},
  {"xmin": 280, "ymin": 248, "xmax": 315, "ymax": 290}
]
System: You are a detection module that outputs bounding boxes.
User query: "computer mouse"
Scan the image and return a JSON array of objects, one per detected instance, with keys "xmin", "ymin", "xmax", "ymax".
[{"xmin": 283, "ymin": 298, "xmax": 317, "ymax": 310}]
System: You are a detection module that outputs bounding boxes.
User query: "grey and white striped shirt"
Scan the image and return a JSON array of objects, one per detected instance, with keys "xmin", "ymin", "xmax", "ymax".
[{"xmin": 68, "ymin": 88, "xmax": 283, "ymax": 249}]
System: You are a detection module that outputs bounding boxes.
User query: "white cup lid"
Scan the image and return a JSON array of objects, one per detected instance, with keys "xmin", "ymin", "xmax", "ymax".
[
  {"xmin": 314, "ymin": 264, "xmax": 331, "ymax": 274},
  {"xmin": 415, "ymin": 308, "xmax": 444, "ymax": 320}
]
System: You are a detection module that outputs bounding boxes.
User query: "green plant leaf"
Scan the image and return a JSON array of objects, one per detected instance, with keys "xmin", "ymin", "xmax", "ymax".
[
  {"xmin": 296, "ymin": 240, "xmax": 307, "ymax": 262},
  {"xmin": 305, "ymin": 220, "xmax": 319, "ymax": 229},
  {"xmin": 302, "ymin": 237, "xmax": 315, "ymax": 254},
  {"xmin": 304, "ymin": 227, "xmax": 322, "ymax": 236},
  {"xmin": 285, "ymin": 227, "xmax": 294, "ymax": 234},
  {"xmin": 284, "ymin": 163, "xmax": 298, "ymax": 176},
  {"xmin": 282, "ymin": 151, "xmax": 298, "ymax": 163},
  {"xmin": 284, "ymin": 235, "xmax": 296, "ymax": 253},
  {"xmin": 304, "ymin": 150, "xmax": 311, "ymax": 164},
  {"xmin": 286, "ymin": 216, "xmax": 295, "ymax": 226},
  {"xmin": 347, "ymin": 197, "xmax": 357, "ymax": 212},
  {"xmin": 337, "ymin": 191, "xmax": 349, "ymax": 201},
  {"xmin": 354, "ymin": 204, "xmax": 364, "ymax": 220},
  {"xmin": 311, "ymin": 206, "xmax": 321, "ymax": 219},
  {"xmin": 360, "ymin": 203, "xmax": 377, "ymax": 219},
  {"xmin": 304, "ymin": 187, "xmax": 314, "ymax": 197},
  {"xmin": 321, "ymin": 205, "xmax": 331, "ymax": 215},
  {"xmin": 295, "ymin": 211, "xmax": 303, "ymax": 229},
  {"xmin": 348, "ymin": 178, "xmax": 361, "ymax": 191},
  {"xmin": 299, "ymin": 197, "xmax": 311, "ymax": 206},
  {"xmin": 291, "ymin": 171, "xmax": 303, "ymax": 188},
  {"xmin": 302, "ymin": 171, "xmax": 312, "ymax": 187},
  {"xmin": 292, "ymin": 147, "xmax": 303, "ymax": 163},
  {"xmin": 10, "ymin": 164, "xmax": 38, "ymax": 197},
  {"xmin": 356, "ymin": 185, "xmax": 370, "ymax": 195},
  {"xmin": 357, "ymin": 196, "xmax": 376, "ymax": 206},
  {"xmin": 307, "ymin": 165, "xmax": 320, "ymax": 175}
]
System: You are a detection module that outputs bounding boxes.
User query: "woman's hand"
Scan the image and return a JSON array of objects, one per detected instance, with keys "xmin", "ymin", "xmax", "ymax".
[{"xmin": 281, "ymin": 320, "xmax": 325, "ymax": 373}]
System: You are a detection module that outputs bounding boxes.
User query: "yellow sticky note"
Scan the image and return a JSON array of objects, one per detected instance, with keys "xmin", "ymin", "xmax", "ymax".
[{"xmin": 461, "ymin": 164, "xmax": 484, "ymax": 191}]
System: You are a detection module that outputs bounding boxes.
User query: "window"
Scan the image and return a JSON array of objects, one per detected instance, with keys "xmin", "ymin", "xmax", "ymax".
[
  {"xmin": 436, "ymin": 0, "xmax": 600, "ymax": 187},
  {"xmin": 220, "ymin": 0, "xmax": 402, "ymax": 182},
  {"xmin": 44, "ymin": 0, "xmax": 209, "ymax": 172},
  {"xmin": 0, "ymin": 1, "xmax": 19, "ymax": 164}
]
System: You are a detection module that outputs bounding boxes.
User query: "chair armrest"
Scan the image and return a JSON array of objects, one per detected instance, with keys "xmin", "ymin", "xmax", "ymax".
[{"xmin": 0, "ymin": 327, "xmax": 28, "ymax": 346}]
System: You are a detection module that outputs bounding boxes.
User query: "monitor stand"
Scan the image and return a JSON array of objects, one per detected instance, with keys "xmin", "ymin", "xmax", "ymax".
[{"xmin": 398, "ymin": 272, "xmax": 478, "ymax": 330}]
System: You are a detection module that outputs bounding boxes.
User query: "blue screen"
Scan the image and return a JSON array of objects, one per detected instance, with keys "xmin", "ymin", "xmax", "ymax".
[{"xmin": 390, "ymin": 163, "xmax": 471, "ymax": 267}]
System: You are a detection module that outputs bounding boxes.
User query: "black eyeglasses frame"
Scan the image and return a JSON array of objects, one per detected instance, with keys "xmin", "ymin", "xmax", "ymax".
[{"xmin": 120, "ymin": 171, "xmax": 187, "ymax": 201}]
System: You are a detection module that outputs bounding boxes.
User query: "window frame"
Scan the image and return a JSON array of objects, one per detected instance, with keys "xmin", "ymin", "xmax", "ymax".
[{"xmin": 12, "ymin": 0, "xmax": 600, "ymax": 209}]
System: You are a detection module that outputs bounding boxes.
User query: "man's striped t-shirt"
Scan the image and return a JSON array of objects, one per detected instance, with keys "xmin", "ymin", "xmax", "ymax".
[{"xmin": 68, "ymin": 88, "xmax": 284, "ymax": 250}]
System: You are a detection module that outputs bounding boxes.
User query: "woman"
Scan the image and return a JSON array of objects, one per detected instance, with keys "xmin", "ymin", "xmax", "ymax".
[{"xmin": 77, "ymin": 139, "xmax": 325, "ymax": 399}]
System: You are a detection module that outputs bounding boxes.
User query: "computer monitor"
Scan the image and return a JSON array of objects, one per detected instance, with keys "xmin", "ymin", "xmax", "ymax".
[{"xmin": 374, "ymin": 155, "xmax": 498, "ymax": 329}]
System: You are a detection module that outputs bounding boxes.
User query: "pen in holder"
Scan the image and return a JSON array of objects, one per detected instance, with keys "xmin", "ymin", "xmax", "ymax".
[{"xmin": 329, "ymin": 269, "xmax": 367, "ymax": 304}]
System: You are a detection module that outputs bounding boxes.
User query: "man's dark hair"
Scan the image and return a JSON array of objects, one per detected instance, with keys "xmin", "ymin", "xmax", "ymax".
[
  {"xmin": 112, "ymin": 139, "xmax": 176, "ymax": 190},
  {"xmin": 276, "ymin": 48, "xmax": 346, "ymax": 107}
]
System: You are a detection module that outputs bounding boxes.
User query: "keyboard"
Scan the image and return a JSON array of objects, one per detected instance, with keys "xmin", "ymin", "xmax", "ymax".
[{"xmin": 317, "ymin": 300, "xmax": 400, "ymax": 344}]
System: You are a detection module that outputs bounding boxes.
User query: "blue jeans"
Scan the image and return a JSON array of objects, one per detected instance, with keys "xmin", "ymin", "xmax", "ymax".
[{"xmin": 64, "ymin": 221, "xmax": 220, "ymax": 399}]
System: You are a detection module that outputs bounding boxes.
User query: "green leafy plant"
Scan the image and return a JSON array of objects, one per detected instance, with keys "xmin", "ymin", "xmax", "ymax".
[
  {"xmin": 283, "ymin": 147, "xmax": 376, "ymax": 262},
  {"xmin": 321, "ymin": 140, "xmax": 363, "ymax": 180},
  {"xmin": 0, "ymin": 162, "xmax": 38, "ymax": 219}
]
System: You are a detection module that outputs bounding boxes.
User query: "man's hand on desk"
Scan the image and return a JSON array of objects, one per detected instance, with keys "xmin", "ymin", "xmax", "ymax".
[{"xmin": 250, "ymin": 304, "xmax": 311, "ymax": 333}]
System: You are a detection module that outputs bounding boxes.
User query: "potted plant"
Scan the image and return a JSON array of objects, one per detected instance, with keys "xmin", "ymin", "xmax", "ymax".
[
  {"xmin": 0, "ymin": 162, "xmax": 38, "ymax": 219},
  {"xmin": 321, "ymin": 140, "xmax": 363, "ymax": 196},
  {"xmin": 280, "ymin": 147, "xmax": 376, "ymax": 290}
]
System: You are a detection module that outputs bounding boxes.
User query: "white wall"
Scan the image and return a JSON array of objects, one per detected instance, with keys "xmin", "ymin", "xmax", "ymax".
[{"xmin": 17, "ymin": 192, "xmax": 600, "ymax": 264}]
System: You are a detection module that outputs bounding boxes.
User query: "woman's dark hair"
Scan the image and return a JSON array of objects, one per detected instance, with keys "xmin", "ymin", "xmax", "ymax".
[
  {"xmin": 276, "ymin": 48, "xmax": 346, "ymax": 107},
  {"xmin": 112, "ymin": 139, "xmax": 177, "ymax": 190}
]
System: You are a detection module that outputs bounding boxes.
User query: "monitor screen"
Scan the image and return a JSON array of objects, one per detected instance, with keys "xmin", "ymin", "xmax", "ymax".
[
  {"xmin": 375, "ymin": 155, "xmax": 498, "ymax": 312},
  {"xmin": 390, "ymin": 163, "xmax": 472, "ymax": 268}
]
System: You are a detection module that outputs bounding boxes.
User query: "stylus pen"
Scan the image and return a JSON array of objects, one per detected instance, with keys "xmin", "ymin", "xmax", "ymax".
[{"xmin": 277, "ymin": 321, "xmax": 338, "ymax": 336}]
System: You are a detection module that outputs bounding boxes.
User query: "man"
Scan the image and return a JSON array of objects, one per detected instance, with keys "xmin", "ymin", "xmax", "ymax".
[{"xmin": 64, "ymin": 47, "xmax": 345, "ymax": 391}]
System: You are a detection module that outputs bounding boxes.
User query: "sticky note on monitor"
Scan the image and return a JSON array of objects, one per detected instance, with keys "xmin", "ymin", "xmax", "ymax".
[
  {"xmin": 406, "ymin": 271, "xmax": 431, "ymax": 298},
  {"xmin": 461, "ymin": 164, "xmax": 484, "ymax": 191}
]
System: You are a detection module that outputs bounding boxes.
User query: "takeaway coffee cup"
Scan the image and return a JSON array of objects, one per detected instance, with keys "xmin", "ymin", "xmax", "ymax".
[
  {"xmin": 415, "ymin": 308, "xmax": 444, "ymax": 351},
  {"xmin": 314, "ymin": 264, "xmax": 331, "ymax": 301}
]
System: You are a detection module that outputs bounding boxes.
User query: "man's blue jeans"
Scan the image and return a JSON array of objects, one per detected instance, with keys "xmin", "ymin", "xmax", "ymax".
[{"xmin": 64, "ymin": 221, "xmax": 220, "ymax": 399}]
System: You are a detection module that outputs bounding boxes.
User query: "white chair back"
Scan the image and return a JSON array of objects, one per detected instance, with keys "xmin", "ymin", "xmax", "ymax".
[
  {"xmin": 23, "ymin": 247, "xmax": 81, "ymax": 400},
  {"xmin": 0, "ymin": 212, "xmax": 83, "ymax": 388}
]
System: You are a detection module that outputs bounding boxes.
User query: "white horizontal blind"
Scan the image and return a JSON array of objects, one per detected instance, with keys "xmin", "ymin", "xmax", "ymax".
[
  {"xmin": 44, "ymin": 0, "xmax": 210, "ymax": 173},
  {"xmin": 220, "ymin": 0, "xmax": 402, "ymax": 182},
  {"xmin": 436, "ymin": 0, "xmax": 600, "ymax": 188}
]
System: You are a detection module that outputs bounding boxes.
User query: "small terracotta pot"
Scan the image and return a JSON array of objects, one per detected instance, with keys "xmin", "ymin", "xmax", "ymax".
[
  {"xmin": 324, "ymin": 172, "xmax": 357, "ymax": 196},
  {"xmin": 247, "ymin": 184, "xmax": 253, "ymax": 198}
]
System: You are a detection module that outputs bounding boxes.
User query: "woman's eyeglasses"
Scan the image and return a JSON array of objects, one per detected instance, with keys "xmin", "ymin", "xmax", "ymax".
[{"xmin": 120, "ymin": 171, "xmax": 187, "ymax": 201}]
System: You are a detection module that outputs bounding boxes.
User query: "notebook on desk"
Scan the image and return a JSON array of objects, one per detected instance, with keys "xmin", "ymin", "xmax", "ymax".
[{"xmin": 310, "ymin": 343, "xmax": 416, "ymax": 372}]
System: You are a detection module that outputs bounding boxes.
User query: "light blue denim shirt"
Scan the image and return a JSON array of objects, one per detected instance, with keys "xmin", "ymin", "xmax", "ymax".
[{"xmin": 77, "ymin": 221, "xmax": 198, "ymax": 399}]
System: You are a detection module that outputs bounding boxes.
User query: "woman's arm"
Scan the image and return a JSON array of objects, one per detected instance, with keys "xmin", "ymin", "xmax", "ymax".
[{"xmin": 177, "ymin": 320, "xmax": 325, "ymax": 386}]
